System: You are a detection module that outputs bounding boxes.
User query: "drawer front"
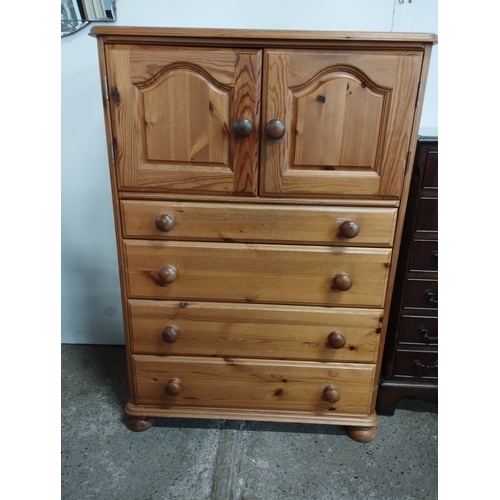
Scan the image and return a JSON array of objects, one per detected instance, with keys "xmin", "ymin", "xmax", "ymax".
[
  {"xmin": 409, "ymin": 240, "xmax": 438, "ymax": 272},
  {"xmin": 121, "ymin": 200, "xmax": 397, "ymax": 247},
  {"xmin": 421, "ymin": 149, "xmax": 438, "ymax": 189},
  {"xmin": 393, "ymin": 350, "xmax": 438, "ymax": 379},
  {"xmin": 398, "ymin": 315, "xmax": 438, "ymax": 345},
  {"xmin": 127, "ymin": 299, "xmax": 382, "ymax": 362},
  {"xmin": 415, "ymin": 197, "xmax": 438, "ymax": 232},
  {"xmin": 123, "ymin": 240, "xmax": 392, "ymax": 307},
  {"xmin": 132, "ymin": 355, "xmax": 375, "ymax": 414},
  {"xmin": 403, "ymin": 279, "xmax": 438, "ymax": 310}
]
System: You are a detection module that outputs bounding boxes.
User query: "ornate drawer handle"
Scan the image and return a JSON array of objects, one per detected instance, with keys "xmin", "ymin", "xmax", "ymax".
[
  {"xmin": 419, "ymin": 325, "xmax": 438, "ymax": 342},
  {"xmin": 333, "ymin": 273, "xmax": 352, "ymax": 291},
  {"xmin": 327, "ymin": 331, "xmax": 346, "ymax": 349},
  {"xmin": 165, "ymin": 378, "xmax": 182, "ymax": 396},
  {"xmin": 431, "ymin": 250, "xmax": 438, "ymax": 262},
  {"xmin": 162, "ymin": 326, "xmax": 180, "ymax": 343},
  {"xmin": 265, "ymin": 119, "xmax": 286, "ymax": 140},
  {"xmin": 339, "ymin": 220, "xmax": 360, "ymax": 239},
  {"xmin": 232, "ymin": 118, "xmax": 253, "ymax": 138},
  {"xmin": 159, "ymin": 265, "xmax": 178, "ymax": 284},
  {"xmin": 413, "ymin": 359, "xmax": 438, "ymax": 369},
  {"xmin": 155, "ymin": 214, "xmax": 175, "ymax": 232},
  {"xmin": 424, "ymin": 289, "xmax": 438, "ymax": 305}
]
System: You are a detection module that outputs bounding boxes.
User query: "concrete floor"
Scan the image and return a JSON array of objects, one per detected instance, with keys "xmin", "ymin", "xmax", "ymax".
[{"xmin": 61, "ymin": 344, "xmax": 438, "ymax": 500}]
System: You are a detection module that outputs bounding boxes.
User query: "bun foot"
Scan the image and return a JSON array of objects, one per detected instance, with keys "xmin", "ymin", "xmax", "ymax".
[
  {"xmin": 346, "ymin": 425, "xmax": 376, "ymax": 442},
  {"xmin": 126, "ymin": 415, "xmax": 155, "ymax": 432}
]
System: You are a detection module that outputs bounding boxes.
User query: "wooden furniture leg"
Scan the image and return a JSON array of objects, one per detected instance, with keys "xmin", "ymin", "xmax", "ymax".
[
  {"xmin": 126, "ymin": 415, "xmax": 155, "ymax": 432},
  {"xmin": 346, "ymin": 425, "xmax": 377, "ymax": 443}
]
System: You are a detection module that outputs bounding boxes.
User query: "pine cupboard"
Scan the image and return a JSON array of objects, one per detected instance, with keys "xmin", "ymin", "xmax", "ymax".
[{"xmin": 90, "ymin": 27, "xmax": 436, "ymax": 442}]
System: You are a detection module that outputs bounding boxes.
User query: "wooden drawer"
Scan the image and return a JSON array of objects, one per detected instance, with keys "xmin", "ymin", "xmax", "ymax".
[
  {"xmin": 127, "ymin": 299, "xmax": 382, "ymax": 362},
  {"xmin": 409, "ymin": 239, "xmax": 438, "ymax": 272},
  {"xmin": 132, "ymin": 355, "xmax": 375, "ymax": 414},
  {"xmin": 120, "ymin": 200, "xmax": 397, "ymax": 247},
  {"xmin": 403, "ymin": 279, "xmax": 438, "ymax": 310},
  {"xmin": 415, "ymin": 197, "xmax": 438, "ymax": 232},
  {"xmin": 398, "ymin": 315, "xmax": 438, "ymax": 345},
  {"xmin": 393, "ymin": 350, "xmax": 438, "ymax": 379},
  {"xmin": 421, "ymin": 149, "xmax": 438, "ymax": 189},
  {"xmin": 123, "ymin": 240, "xmax": 392, "ymax": 307}
]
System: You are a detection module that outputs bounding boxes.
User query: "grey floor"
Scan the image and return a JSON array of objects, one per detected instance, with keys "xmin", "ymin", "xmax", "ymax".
[{"xmin": 61, "ymin": 344, "xmax": 438, "ymax": 500}]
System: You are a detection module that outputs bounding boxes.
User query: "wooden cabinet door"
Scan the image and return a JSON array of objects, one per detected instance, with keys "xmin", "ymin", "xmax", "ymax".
[
  {"xmin": 105, "ymin": 45, "xmax": 262, "ymax": 195},
  {"xmin": 260, "ymin": 49, "xmax": 423, "ymax": 198}
]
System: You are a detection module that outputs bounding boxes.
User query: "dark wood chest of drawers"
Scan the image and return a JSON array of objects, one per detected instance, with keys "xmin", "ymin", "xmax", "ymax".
[{"xmin": 377, "ymin": 137, "xmax": 438, "ymax": 414}]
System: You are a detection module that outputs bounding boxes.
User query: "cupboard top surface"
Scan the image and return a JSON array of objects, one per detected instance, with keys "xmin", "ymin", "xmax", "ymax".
[{"xmin": 89, "ymin": 26, "xmax": 437, "ymax": 45}]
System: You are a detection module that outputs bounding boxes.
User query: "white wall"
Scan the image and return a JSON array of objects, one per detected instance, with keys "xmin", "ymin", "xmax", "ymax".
[{"xmin": 61, "ymin": 0, "xmax": 438, "ymax": 344}]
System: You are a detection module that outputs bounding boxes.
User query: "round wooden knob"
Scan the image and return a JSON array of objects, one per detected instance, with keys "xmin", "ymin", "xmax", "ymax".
[
  {"xmin": 161, "ymin": 326, "xmax": 180, "ymax": 343},
  {"xmin": 159, "ymin": 265, "xmax": 177, "ymax": 284},
  {"xmin": 327, "ymin": 331, "xmax": 346, "ymax": 349},
  {"xmin": 339, "ymin": 220, "xmax": 359, "ymax": 239},
  {"xmin": 333, "ymin": 273, "xmax": 352, "ymax": 291},
  {"xmin": 265, "ymin": 119, "xmax": 286, "ymax": 140},
  {"xmin": 232, "ymin": 118, "xmax": 253, "ymax": 138},
  {"xmin": 165, "ymin": 378, "xmax": 182, "ymax": 396},
  {"xmin": 155, "ymin": 214, "xmax": 174, "ymax": 232},
  {"xmin": 323, "ymin": 385, "xmax": 340, "ymax": 403}
]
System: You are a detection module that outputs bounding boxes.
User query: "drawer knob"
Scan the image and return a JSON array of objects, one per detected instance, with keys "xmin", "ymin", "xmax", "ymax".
[
  {"xmin": 339, "ymin": 220, "xmax": 359, "ymax": 239},
  {"xmin": 333, "ymin": 273, "xmax": 352, "ymax": 291},
  {"xmin": 155, "ymin": 214, "xmax": 174, "ymax": 232},
  {"xmin": 327, "ymin": 331, "xmax": 346, "ymax": 349},
  {"xmin": 265, "ymin": 119, "xmax": 286, "ymax": 140},
  {"xmin": 165, "ymin": 378, "xmax": 182, "ymax": 396},
  {"xmin": 159, "ymin": 265, "xmax": 178, "ymax": 284},
  {"xmin": 323, "ymin": 385, "xmax": 340, "ymax": 403},
  {"xmin": 161, "ymin": 326, "xmax": 180, "ymax": 343},
  {"xmin": 232, "ymin": 118, "xmax": 253, "ymax": 138}
]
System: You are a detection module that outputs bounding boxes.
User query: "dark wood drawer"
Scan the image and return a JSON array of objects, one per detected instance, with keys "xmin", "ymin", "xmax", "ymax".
[
  {"xmin": 403, "ymin": 279, "xmax": 438, "ymax": 310},
  {"xmin": 409, "ymin": 239, "xmax": 438, "ymax": 272},
  {"xmin": 393, "ymin": 350, "xmax": 438, "ymax": 379},
  {"xmin": 415, "ymin": 198, "xmax": 438, "ymax": 232},
  {"xmin": 421, "ymin": 150, "xmax": 438, "ymax": 189},
  {"xmin": 398, "ymin": 315, "xmax": 438, "ymax": 345}
]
